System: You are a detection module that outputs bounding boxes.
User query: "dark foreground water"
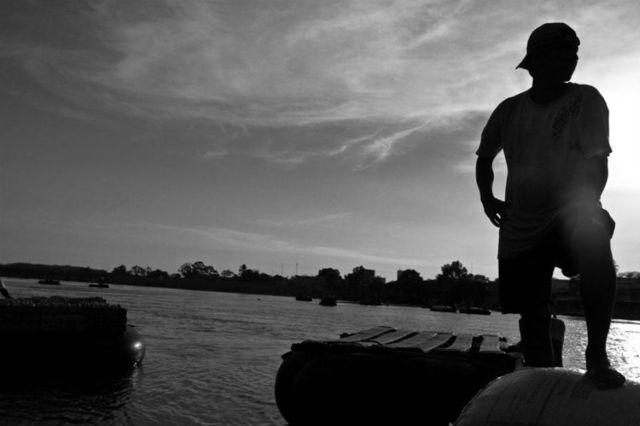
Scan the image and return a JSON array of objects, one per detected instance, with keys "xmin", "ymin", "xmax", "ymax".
[{"xmin": 2, "ymin": 278, "xmax": 640, "ymax": 424}]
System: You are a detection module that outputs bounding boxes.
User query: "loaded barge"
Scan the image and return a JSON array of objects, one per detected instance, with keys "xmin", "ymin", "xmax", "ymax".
[{"xmin": 0, "ymin": 296, "xmax": 145, "ymax": 376}]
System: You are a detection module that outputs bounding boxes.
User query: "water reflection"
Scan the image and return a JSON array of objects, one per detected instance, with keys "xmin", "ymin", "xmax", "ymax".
[
  {"xmin": 2, "ymin": 278, "xmax": 640, "ymax": 424},
  {"xmin": 0, "ymin": 370, "xmax": 137, "ymax": 423}
]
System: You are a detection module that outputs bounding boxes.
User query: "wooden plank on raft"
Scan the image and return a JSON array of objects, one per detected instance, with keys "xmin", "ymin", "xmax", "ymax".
[
  {"xmin": 388, "ymin": 331, "xmax": 453, "ymax": 352},
  {"xmin": 435, "ymin": 333, "xmax": 474, "ymax": 352},
  {"xmin": 370, "ymin": 330, "xmax": 416, "ymax": 345},
  {"xmin": 387, "ymin": 331, "xmax": 436, "ymax": 348},
  {"xmin": 339, "ymin": 326, "xmax": 395, "ymax": 343},
  {"xmin": 479, "ymin": 334, "xmax": 502, "ymax": 354}
]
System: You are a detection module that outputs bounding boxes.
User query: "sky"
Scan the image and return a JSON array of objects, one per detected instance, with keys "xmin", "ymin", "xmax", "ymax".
[{"xmin": 1, "ymin": 0, "xmax": 639, "ymax": 280}]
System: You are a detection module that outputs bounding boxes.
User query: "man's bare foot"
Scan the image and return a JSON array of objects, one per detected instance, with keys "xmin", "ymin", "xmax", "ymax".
[{"xmin": 585, "ymin": 366, "xmax": 626, "ymax": 390}]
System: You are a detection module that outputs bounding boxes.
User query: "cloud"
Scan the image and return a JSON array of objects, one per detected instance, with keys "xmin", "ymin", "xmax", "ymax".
[
  {"xmin": 202, "ymin": 148, "xmax": 229, "ymax": 160},
  {"xmin": 245, "ymin": 120, "xmax": 433, "ymax": 169},
  {"xmin": 151, "ymin": 222, "xmax": 428, "ymax": 266},
  {"xmin": 295, "ymin": 212, "xmax": 353, "ymax": 225},
  {"xmin": 353, "ymin": 121, "xmax": 433, "ymax": 169},
  {"xmin": 200, "ymin": 109, "xmax": 488, "ymax": 172},
  {"xmin": 4, "ymin": 0, "xmax": 640, "ymax": 160},
  {"xmin": 255, "ymin": 212, "xmax": 352, "ymax": 228},
  {"xmin": 11, "ymin": 0, "xmax": 638, "ymax": 127}
]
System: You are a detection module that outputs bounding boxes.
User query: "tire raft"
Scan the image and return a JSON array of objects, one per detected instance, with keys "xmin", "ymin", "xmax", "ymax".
[{"xmin": 275, "ymin": 327, "xmax": 522, "ymax": 426}]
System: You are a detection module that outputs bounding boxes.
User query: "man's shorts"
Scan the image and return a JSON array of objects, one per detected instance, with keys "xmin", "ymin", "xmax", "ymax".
[{"xmin": 498, "ymin": 207, "xmax": 615, "ymax": 314}]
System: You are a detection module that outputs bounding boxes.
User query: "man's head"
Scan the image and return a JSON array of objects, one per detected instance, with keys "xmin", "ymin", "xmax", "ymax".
[{"xmin": 517, "ymin": 23, "xmax": 580, "ymax": 83}]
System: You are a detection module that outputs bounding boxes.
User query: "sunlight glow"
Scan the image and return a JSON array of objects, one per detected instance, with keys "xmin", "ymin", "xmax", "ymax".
[{"xmin": 593, "ymin": 63, "xmax": 640, "ymax": 191}]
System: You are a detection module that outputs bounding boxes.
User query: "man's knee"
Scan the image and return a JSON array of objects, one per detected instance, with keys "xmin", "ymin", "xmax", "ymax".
[
  {"xmin": 570, "ymin": 221, "xmax": 613, "ymax": 265},
  {"xmin": 570, "ymin": 208, "xmax": 613, "ymax": 247},
  {"xmin": 572, "ymin": 218, "xmax": 610, "ymax": 243}
]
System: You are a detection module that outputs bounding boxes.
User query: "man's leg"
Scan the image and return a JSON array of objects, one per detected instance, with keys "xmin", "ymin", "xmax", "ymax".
[
  {"xmin": 520, "ymin": 304, "xmax": 554, "ymax": 367},
  {"xmin": 500, "ymin": 250, "xmax": 555, "ymax": 367},
  {"xmin": 572, "ymin": 215, "xmax": 625, "ymax": 388},
  {"xmin": 519, "ymin": 257, "xmax": 555, "ymax": 367}
]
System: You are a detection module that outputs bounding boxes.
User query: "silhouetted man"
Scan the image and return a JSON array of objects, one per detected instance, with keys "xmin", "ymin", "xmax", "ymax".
[{"xmin": 476, "ymin": 22, "xmax": 625, "ymax": 389}]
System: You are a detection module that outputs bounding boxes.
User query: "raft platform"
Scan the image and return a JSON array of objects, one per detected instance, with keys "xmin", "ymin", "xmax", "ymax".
[
  {"xmin": 0, "ymin": 296, "xmax": 145, "ymax": 376},
  {"xmin": 275, "ymin": 326, "xmax": 522, "ymax": 426}
]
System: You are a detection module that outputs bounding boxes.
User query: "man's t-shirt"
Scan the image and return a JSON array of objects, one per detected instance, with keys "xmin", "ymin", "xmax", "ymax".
[{"xmin": 476, "ymin": 83, "xmax": 611, "ymax": 260}]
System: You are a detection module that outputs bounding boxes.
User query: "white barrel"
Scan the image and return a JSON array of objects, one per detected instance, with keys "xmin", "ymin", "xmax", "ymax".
[{"xmin": 455, "ymin": 368, "xmax": 640, "ymax": 426}]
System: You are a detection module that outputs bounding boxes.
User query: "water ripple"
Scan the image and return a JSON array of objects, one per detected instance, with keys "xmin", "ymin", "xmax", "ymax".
[{"xmin": 2, "ymin": 278, "xmax": 640, "ymax": 424}]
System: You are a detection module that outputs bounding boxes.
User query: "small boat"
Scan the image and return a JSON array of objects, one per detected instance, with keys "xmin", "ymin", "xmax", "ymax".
[
  {"xmin": 295, "ymin": 294, "xmax": 313, "ymax": 302},
  {"xmin": 38, "ymin": 278, "xmax": 61, "ymax": 285},
  {"xmin": 429, "ymin": 304, "xmax": 457, "ymax": 313},
  {"xmin": 459, "ymin": 307, "xmax": 492, "ymax": 315},
  {"xmin": 89, "ymin": 278, "xmax": 109, "ymax": 288},
  {"xmin": 89, "ymin": 282, "xmax": 110, "ymax": 288},
  {"xmin": 319, "ymin": 296, "xmax": 337, "ymax": 306}
]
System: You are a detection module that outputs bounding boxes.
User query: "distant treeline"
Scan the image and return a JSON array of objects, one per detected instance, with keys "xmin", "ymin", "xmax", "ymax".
[
  {"xmin": 0, "ymin": 261, "xmax": 493, "ymax": 306},
  {"xmin": 2, "ymin": 261, "xmax": 640, "ymax": 319}
]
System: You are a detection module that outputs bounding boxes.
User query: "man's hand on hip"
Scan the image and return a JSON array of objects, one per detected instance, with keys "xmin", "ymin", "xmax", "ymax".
[{"xmin": 482, "ymin": 197, "xmax": 507, "ymax": 227}]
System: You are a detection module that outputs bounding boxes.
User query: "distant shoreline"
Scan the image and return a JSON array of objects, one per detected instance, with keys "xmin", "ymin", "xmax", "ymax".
[{"xmin": 3, "ymin": 270, "xmax": 640, "ymax": 321}]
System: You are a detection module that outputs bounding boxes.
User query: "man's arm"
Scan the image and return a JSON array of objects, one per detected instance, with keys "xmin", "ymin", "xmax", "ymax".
[
  {"xmin": 582, "ymin": 155, "xmax": 608, "ymax": 205},
  {"xmin": 576, "ymin": 89, "xmax": 610, "ymax": 204},
  {"xmin": 476, "ymin": 156, "xmax": 506, "ymax": 227}
]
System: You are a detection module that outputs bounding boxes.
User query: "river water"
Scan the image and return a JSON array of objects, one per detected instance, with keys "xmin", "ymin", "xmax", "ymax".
[{"xmin": 1, "ymin": 278, "xmax": 640, "ymax": 424}]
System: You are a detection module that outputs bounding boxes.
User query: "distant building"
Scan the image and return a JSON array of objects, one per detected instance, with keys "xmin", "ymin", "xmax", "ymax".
[
  {"xmin": 354, "ymin": 267, "xmax": 375, "ymax": 282},
  {"xmin": 363, "ymin": 268, "xmax": 375, "ymax": 280}
]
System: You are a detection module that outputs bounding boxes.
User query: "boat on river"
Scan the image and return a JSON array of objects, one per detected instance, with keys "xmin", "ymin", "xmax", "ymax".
[
  {"xmin": 89, "ymin": 283, "xmax": 110, "ymax": 288},
  {"xmin": 0, "ymin": 296, "xmax": 145, "ymax": 376},
  {"xmin": 275, "ymin": 326, "xmax": 523, "ymax": 425},
  {"xmin": 429, "ymin": 304, "xmax": 457, "ymax": 313},
  {"xmin": 459, "ymin": 306, "xmax": 492, "ymax": 315},
  {"xmin": 38, "ymin": 278, "xmax": 61, "ymax": 285},
  {"xmin": 89, "ymin": 280, "xmax": 109, "ymax": 288},
  {"xmin": 319, "ymin": 296, "xmax": 337, "ymax": 306}
]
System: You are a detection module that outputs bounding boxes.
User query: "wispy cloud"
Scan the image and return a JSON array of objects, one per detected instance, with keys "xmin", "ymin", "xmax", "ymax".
[
  {"xmin": 150, "ymin": 222, "xmax": 428, "ymax": 267},
  {"xmin": 244, "ymin": 119, "xmax": 432, "ymax": 169},
  {"xmin": 221, "ymin": 109, "xmax": 488, "ymax": 171},
  {"xmin": 6, "ymin": 0, "xmax": 640, "ymax": 181},
  {"xmin": 202, "ymin": 148, "xmax": 229, "ymax": 160},
  {"xmin": 352, "ymin": 121, "xmax": 431, "ymax": 170},
  {"xmin": 9, "ymin": 0, "xmax": 639, "ymax": 128},
  {"xmin": 295, "ymin": 212, "xmax": 353, "ymax": 226},
  {"xmin": 255, "ymin": 212, "xmax": 352, "ymax": 228}
]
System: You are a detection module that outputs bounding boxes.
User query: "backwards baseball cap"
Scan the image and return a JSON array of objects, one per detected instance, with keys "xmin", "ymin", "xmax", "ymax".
[{"xmin": 516, "ymin": 23, "xmax": 580, "ymax": 70}]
